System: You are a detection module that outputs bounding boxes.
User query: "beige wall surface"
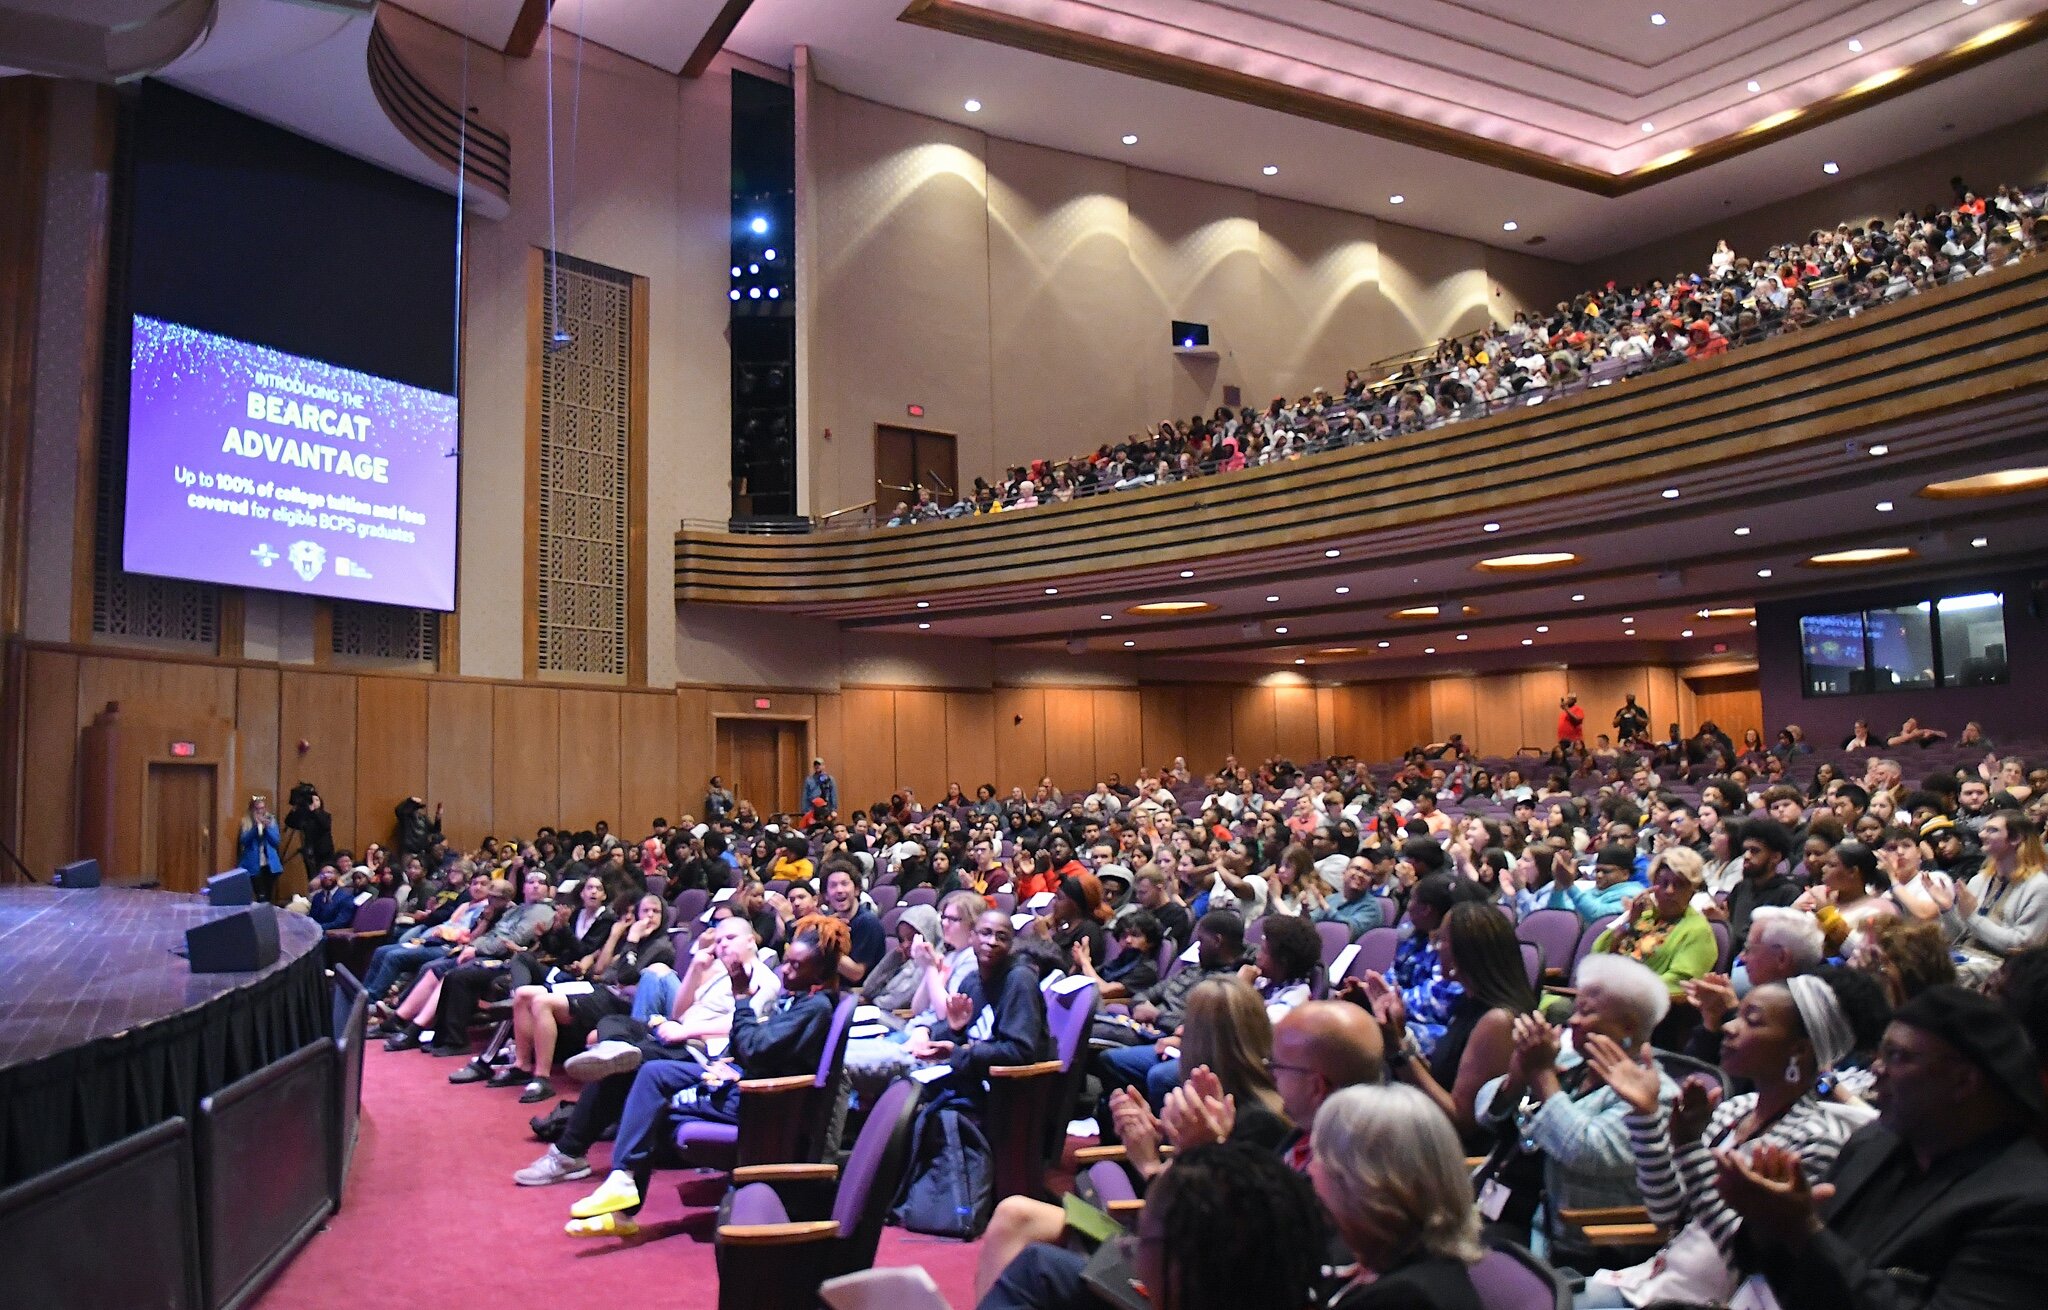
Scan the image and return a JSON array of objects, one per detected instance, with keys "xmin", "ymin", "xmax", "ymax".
[{"xmin": 804, "ymin": 83, "xmax": 1573, "ymax": 514}]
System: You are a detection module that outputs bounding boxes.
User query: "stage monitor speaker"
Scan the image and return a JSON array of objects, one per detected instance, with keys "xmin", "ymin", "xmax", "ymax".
[
  {"xmin": 52, "ymin": 858, "xmax": 100, "ymax": 888},
  {"xmin": 205, "ymin": 869, "xmax": 253, "ymax": 906},
  {"xmin": 185, "ymin": 904, "xmax": 281, "ymax": 973}
]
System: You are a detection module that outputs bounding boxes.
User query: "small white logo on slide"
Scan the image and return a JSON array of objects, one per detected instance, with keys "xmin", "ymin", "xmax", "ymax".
[
  {"xmin": 337, "ymin": 557, "xmax": 373, "ymax": 581},
  {"xmin": 288, "ymin": 540, "xmax": 326, "ymax": 582},
  {"xmin": 251, "ymin": 543, "xmax": 279, "ymax": 568}
]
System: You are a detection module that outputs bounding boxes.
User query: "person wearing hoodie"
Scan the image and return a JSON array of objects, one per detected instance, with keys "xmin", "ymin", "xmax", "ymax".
[{"xmin": 860, "ymin": 903, "xmax": 943, "ymax": 1011}]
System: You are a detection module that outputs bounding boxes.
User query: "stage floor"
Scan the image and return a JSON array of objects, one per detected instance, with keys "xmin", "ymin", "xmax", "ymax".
[{"xmin": 0, "ymin": 886, "xmax": 321, "ymax": 1073}]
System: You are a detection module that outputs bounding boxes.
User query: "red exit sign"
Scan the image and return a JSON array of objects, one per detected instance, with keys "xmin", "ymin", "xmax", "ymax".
[
  {"xmin": 170, "ymin": 741, "xmax": 197, "ymax": 757},
  {"xmin": 907, "ymin": 404, "xmax": 924, "ymax": 418},
  {"xmin": 754, "ymin": 698, "xmax": 771, "ymax": 710}
]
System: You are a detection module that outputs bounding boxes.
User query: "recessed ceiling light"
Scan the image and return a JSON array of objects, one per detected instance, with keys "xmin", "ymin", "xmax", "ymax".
[
  {"xmin": 1482, "ymin": 522, "xmax": 1501, "ymax": 533},
  {"xmin": 1324, "ymin": 548, "xmax": 1341, "ymax": 558},
  {"xmin": 1642, "ymin": 122, "xmax": 1655, "ymax": 132},
  {"xmin": 1455, "ymin": 633, "xmax": 1469, "ymax": 641},
  {"xmin": 918, "ymin": 622, "xmax": 931, "ymax": 629},
  {"xmin": 1424, "ymin": 646, "xmax": 1436, "ymax": 654},
  {"xmin": 1650, "ymin": 12, "xmax": 1667, "ymax": 25},
  {"xmin": 1750, "ymin": 619, "xmax": 1758, "ymax": 627},
  {"xmin": 1624, "ymin": 628, "xmax": 1637, "ymax": 636},
  {"xmin": 1127, "ymin": 601, "xmax": 1216, "ymax": 615},
  {"xmin": 1847, "ymin": 39, "xmax": 1863, "ymax": 52},
  {"xmin": 964, "ymin": 99, "xmax": 982, "ymax": 112},
  {"xmin": 1121, "ymin": 134, "xmax": 1139, "ymax": 146},
  {"xmin": 1100, "ymin": 614, "xmax": 1113, "ymax": 620},
  {"xmin": 1757, "ymin": 568, "xmax": 1774, "ymax": 578},
  {"xmin": 1571, "ymin": 594, "xmax": 1586, "ymax": 602},
  {"xmin": 1536, "ymin": 624, "xmax": 1551, "ymax": 634},
  {"xmin": 1746, "ymin": 80, "xmax": 1762, "ymax": 93},
  {"xmin": 1262, "ymin": 165, "xmax": 1279, "ymax": 176},
  {"xmin": 1521, "ymin": 638, "xmax": 1534, "ymax": 646},
  {"xmin": 1476, "ymin": 552, "xmax": 1578, "ymax": 571},
  {"xmin": 1875, "ymin": 501, "xmax": 1894, "ymax": 513},
  {"xmin": 1624, "ymin": 617, "xmax": 1636, "ymax": 624},
  {"xmin": 1681, "ymin": 629, "xmax": 1695, "ymax": 638},
  {"xmin": 1274, "ymin": 626, "xmax": 1290, "ymax": 635},
  {"xmin": 1294, "ymin": 658, "xmax": 1307, "ymax": 665},
  {"xmin": 1044, "ymin": 587, "xmax": 1059, "ymax": 594},
  {"xmin": 1377, "ymin": 641, "xmax": 1391, "ymax": 648},
  {"xmin": 1266, "ymin": 595, "xmax": 1281, "ymax": 603},
  {"xmin": 1179, "ymin": 570, "xmax": 1195, "ymax": 578},
  {"xmin": 1805, "ymin": 546, "xmax": 1917, "ymax": 567},
  {"xmin": 1389, "ymin": 194, "xmax": 1405, "ymax": 204},
  {"xmin": 1661, "ymin": 488, "xmax": 1681, "ymax": 499},
  {"xmin": 1733, "ymin": 526, "xmax": 1751, "ymax": 536},
  {"xmin": 1823, "ymin": 161, "xmax": 1840, "ymax": 175},
  {"xmin": 1335, "ymin": 586, "xmax": 1351, "ymax": 595},
  {"xmin": 1868, "ymin": 443, "xmax": 1889, "ymax": 456},
  {"xmin": 1920, "ymin": 467, "xmax": 2048, "ymax": 498},
  {"xmin": 1123, "ymin": 640, "xmax": 1136, "ymax": 647},
  {"xmin": 916, "ymin": 601, "xmax": 930, "ymax": 608},
  {"xmin": 1502, "ymin": 221, "xmax": 1519, "ymax": 231},
  {"xmin": 1970, "ymin": 535, "xmax": 1989, "ymax": 548},
  {"xmin": 729, "ymin": 290, "xmax": 741, "ymax": 301}
]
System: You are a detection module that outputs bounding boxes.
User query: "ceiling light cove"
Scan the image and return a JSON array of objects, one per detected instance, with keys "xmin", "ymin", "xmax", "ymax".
[
  {"xmin": 1391, "ymin": 604, "xmax": 1478, "ymax": 620},
  {"xmin": 1805, "ymin": 547, "xmax": 1918, "ymax": 567},
  {"xmin": 1127, "ymin": 601, "xmax": 1215, "ymax": 615},
  {"xmin": 1919, "ymin": 467, "xmax": 2048, "ymax": 498},
  {"xmin": 1698, "ymin": 607, "xmax": 1756, "ymax": 619},
  {"xmin": 1475, "ymin": 552, "xmax": 1578, "ymax": 571},
  {"xmin": 1318, "ymin": 647, "xmax": 1360, "ymax": 656}
]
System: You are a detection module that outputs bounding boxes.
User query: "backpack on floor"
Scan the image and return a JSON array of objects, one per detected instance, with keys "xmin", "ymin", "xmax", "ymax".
[{"xmin": 888, "ymin": 1101, "xmax": 994, "ymax": 1238}]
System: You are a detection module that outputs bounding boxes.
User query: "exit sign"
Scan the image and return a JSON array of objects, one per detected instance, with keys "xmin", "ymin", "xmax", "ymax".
[
  {"xmin": 170, "ymin": 741, "xmax": 197, "ymax": 757},
  {"xmin": 907, "ymin": 404, "xmax": 924, "ymax": 418},
  {"xmin": 755, "ymin": 698, "xmax": 771, "ymax": 709}
]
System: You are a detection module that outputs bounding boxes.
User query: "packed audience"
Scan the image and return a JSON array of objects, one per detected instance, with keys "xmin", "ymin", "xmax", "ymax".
[
  {"xmin": 302, "ymin": 706, "xmax": 2048, "ymax": 1307},
  {"xmin": 881, "ymin": 180, "xmax": 2048, "ymax": 527}
]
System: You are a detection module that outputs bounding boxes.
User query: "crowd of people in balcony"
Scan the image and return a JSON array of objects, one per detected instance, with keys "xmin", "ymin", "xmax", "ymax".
[
  {"xmin": 883, "ymin": 179, "xmax": 2048, "ymax": 527},
  {"xmin": 294, "ymin": 695, "xmax": 2048, "ymax": 1307}
]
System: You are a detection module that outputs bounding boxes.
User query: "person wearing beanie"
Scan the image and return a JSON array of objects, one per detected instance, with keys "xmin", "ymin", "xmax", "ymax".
[{"xmin": 1716, "ymin": 984, "xmax": 2048, "ymax": 1310}]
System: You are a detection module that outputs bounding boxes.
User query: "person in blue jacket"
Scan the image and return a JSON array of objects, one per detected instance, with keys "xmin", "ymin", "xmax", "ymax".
[
  {"xmin": 237, "ymin": 795, "xmax": 284, "ymax": 904},
  {"xmin": 308, "ymin": 865, "xmax": 358, "ymax": 931}
]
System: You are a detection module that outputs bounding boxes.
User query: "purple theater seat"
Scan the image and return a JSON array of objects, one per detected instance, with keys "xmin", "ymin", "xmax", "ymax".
[
  {"xmin": 1519, "ymin": 941, "xmax": 1542, "ymax": 990},
  {"xmin": 1470, "ymin": 1240, "xmax": 1569, "ymax": 1310},
  {"xmin": 868, "ymin": 885, "xmax": 900, "ymax": 916},
  {"xmin": 1514, "ymin": 909, "xmax": 1582, "ymax": 984},
  {"xmin": 1572, "ymin": 915, "xmax": 1618, "ymax": 982},
  {"xmin": 902, "ymin": 887, "xmax": 938, "ymax": 908},
  {"xmin": 988, "ymin": 978, "xmax": 1097, "ymax": 1202},
  {"xmin": 1343, "ymin": 926, "xmax": 1400, "ymax": 984},
  {"xmin": 674, "ymin": 992, "xmax": 858, "ymax": 1178}
]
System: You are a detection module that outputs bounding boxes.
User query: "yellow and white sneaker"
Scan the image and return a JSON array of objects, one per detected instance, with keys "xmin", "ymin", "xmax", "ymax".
[
  {"xmin": 569, "ymin": 1170, "xmax": 641, "ymax": 1219},
  {"xmin": 565, "ymin": 1213, "xmax": 640, "ymax": 1239}
]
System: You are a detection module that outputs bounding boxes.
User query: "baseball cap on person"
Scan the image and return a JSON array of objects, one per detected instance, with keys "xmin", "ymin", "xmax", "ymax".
[{"xmin": 1893, "ymin": 985, "xmax": 2047, "ymax": 1122}]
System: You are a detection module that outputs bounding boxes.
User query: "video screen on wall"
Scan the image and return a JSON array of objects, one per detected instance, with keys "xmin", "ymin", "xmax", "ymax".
[
  {"xmin": 123, "ymin": 315, "xmax": 459, "ymax": 610},
  {"xmin": 1799, "ymin": 593, "xmax": 2008, "ymax": 696},
  {"xmin": 119, "ymin": 81, "xmax": 460, "ymax": 610}
]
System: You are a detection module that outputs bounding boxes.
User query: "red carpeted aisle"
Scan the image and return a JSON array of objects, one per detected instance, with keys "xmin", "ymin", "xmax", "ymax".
[{"xmin": 254, "ymin": 1044, "xmax": 984, "ymax": 1309}]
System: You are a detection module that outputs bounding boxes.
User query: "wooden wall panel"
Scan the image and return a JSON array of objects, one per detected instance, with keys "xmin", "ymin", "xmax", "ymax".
[
  {"xmin": 353, "ymin": 676, "xmax": 429, "ymax": 855},
  {"xmin": 837, "ymin": 687, "xmax": 897, "ymax": 814},
  {"xmin": 20, "ymin": 649, "xmax": 79, "ymax": 876},
  {"xmin": 1380, "ymin": 682, "xmax": 1433, "ymax": 761},
  {"xmin": 1182, "ymin": 684, "xmax": 1235, "ymax": 776},
  {"xmin": 993, "ymin": 687, "xmax": 1045, "ymax": 796},
  {"xmin": 1138, "ymin": 684, "xmax": 1186, "ymax": 775},
  {"xmin": 1468, "ymin": 674, "xmax": 1520, "ymax": 756},
  {"xmin": 1330, "ymin": 684, "xmax": 1374, "ymax": 762},
  {"xmin": 235, "ymin": 667, "xmax": 280, "ymax": 820},
  {"xmin": 1272, "ymin": 686, "xmax": 1318, "ymax": 762},
  {"xmin": 1228, "ymin": 687, "xmax": 1276, "ymax": 765},
  {"xmin": 1686, "ymin": 672, "xmax": 1762, "ymax": 744},
  {"xmin": 945, "ymin": 691, "xmax": 997, "ymax": 795},
  {"xmin": 1427, "ymin": 677, "xmax": 1477, "ymax": 747},
  {"xmin": 676, "ymin": 687, "xmax": 714, "ymax": 812},
  {"xmin": 492, "ymin": 686, "xmax": 560, "ymax": 838},
  {"xmin": 1042, "ymin": 688, "xmax": 1097, "ymax": 795},
  {"xmin": 1517, "ymin": 668, "xmax": 1570, "ymax": 753},
  {"xmin": 891, "ymin": 689, "xmax": 949, "ymax": 805},
  {"xmin": 620, "ymin": 690, "xmax": 679, "ymax": 834},
  {"xmin": 1091, "ymin": 689, "xmax": 1143, "ymax": 785},
  {"xmin": 427, "ymin": 679, "xmax": 494, "ymax": 848},
  {"xmin": 1644, "ymin": 666, "xmax": 1685, "ymax": 741},
  {"xmin": 1569, "ymin": 667, "xmax": 1652, "ymax": 747},
  {"xmin": 812, "ymin": 692, "xmax": 844, "ymax": 793},
  {"xmin": 558, "ymin": 689, "xmax": 623, "ymax": 829},
  {"xmin": 279, "ymin": 671, "xmax": 358, "ymax": 852},
  {"xmin": 1315, "ymin": 687, "xmax": 1338, "ymax": 759},
  {"xmin": 80, "ymin": 656, "xmax": 237, "ymax": 733}
]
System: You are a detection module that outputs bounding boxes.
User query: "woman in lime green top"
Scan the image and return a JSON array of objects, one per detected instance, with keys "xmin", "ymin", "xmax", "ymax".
[{"xmin": 1591, "ymin": 846, "xmax": 1718, "ymax": 998}]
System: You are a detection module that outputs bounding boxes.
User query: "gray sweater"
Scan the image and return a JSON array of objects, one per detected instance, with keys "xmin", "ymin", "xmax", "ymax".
[{"xmin": 1960, "ymin": 870, "xmax": 2048, "ymax": 956}]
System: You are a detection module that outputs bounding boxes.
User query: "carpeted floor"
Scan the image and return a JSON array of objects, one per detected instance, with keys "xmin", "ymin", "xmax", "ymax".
[{"xmin": 254, "ymin": 1043, "xmax": 986, "ymax": 1309}]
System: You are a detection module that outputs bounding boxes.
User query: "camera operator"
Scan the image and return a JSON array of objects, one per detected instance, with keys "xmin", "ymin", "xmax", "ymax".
[{"xmin": 285, "ymin": 782, "xmax": 336, "ymax": 887}]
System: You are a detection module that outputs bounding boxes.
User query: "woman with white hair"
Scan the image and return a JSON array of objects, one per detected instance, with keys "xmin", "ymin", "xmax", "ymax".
[
  {"xmin": 1476, "ymin": 954, "xmax": 1678, "ymax": 1270},
  {"xmin": 1573, "ymin": 966, "xmax": 1885, "ymax": 1307},
  {"xmin": 1313, "ymin": 1084, "xmax": 1485, "ymax": 1309}
]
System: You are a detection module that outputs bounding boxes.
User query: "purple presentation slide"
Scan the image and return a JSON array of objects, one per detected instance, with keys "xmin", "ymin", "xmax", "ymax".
[{"xmin": 123, "ymin": 314, "xmax": 459, "ymax": 610}]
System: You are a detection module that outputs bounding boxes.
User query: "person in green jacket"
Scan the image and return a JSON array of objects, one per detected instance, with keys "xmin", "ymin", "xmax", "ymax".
[{"xmin": 1591, "ymin": 846, "xmax": 1718, "ymax": 1000}]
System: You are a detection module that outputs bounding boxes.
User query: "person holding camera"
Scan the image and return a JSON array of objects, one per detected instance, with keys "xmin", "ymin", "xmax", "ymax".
[{"xmin": 284, "ymin": 782, "xmax": 335, "ymax": 887}]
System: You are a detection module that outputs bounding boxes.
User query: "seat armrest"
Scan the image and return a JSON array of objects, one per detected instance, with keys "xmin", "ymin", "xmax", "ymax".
[
  {"xmin": 1105, "ymin": 1199, "xmax": 1144, "ymax": 1220},
  {"xmin": 351, "ymin": 930, "xmax": 390, "ymax": 946},
  {"xmin": 1558, "ymin": 1206, "xmax": 1652, "ymax": 1226},
  {"xmin": 716, "ymin": 1220, "xmax": 840, "ymax": 1246},
  {"xmin": 732, "ymin": 1163, "xmax": 840, "ymax": 1185},
  {"xmin": 1582, "ymin": 1223, "xmax": 1663, "ymax": 1247},
  {"xmin": 988, "ymin": 1060, "xmax": 1063, "ymax": 1079},
  {"xmin": 1073, "ymin": 1145, "xmax": 1129, "ymax": 1165},
  {"xmin": 738, "ymin": 1074, "xmax": 818, "ymax": 1094}
]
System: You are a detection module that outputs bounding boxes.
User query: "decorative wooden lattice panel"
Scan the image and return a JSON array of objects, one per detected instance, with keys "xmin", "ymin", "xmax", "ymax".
[
  {"xmin": 331, "ymin": 600, "xmax": 440, "ymax": 666},
  {"xmin": 536, "ymin": 251, "xmax": 632, "ymax": 678}
]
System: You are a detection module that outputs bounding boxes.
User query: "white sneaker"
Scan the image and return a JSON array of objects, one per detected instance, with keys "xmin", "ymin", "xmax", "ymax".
[
  {"xmin": 564, "ymin": 1039, "xmax": 644, "ymax": 1083},
  {"xmin": 570, "ymin": 1170, "xmax": 642, "ymax": 1219},
  {"xmin": 514, "ymin": 1147, "xmax": 591, "ymax": 1186}
]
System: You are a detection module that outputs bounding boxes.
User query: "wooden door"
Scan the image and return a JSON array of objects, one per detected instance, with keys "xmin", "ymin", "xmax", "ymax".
[
  {"xmin": 148, "ymin": 762, "xmax": 217, "ymax": 893},
  {"xmin": 717, "ymin": 718, "xmax": 807, "ymax": 817},
  {"xmin": 874, "ymin": 425, "xmax": 960, "ymax": 511}
]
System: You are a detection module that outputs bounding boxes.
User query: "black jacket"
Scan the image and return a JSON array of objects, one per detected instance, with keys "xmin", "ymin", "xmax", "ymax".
[
  {"xmin": 1746, "ymin": 1120, "xmax": 2048, "ymax": 1310},
  {"xmin": 940, "ymin": 958, "xmax": 1049, "ymax": 1081},
  {"xmin": 284, "ymin": 804, "xmax": 335, "ymax": 865},
  {"xmin": 394, "ymin": 800, "xmax": 441, "ymax": 857},
  {"xmin": 729, "ymin": 986, "xmax": 839, "ymax": 1078},
  {"xmin": 1330, "ymin": 1257, "xmax": 1483, "ymax": 1310}
]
